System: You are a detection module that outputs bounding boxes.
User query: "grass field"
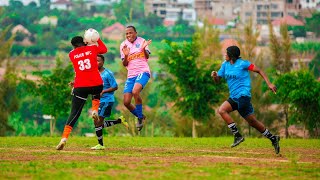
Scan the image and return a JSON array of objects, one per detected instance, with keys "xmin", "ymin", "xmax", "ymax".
[{"xmin": 0, "ymin": 137, "xmax": 319, "ymax": 179}]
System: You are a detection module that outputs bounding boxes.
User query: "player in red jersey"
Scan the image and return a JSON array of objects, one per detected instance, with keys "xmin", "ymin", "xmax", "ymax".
[{"xmin": 56, "ymin": 36, "xmax": 108, "ymax": 150}]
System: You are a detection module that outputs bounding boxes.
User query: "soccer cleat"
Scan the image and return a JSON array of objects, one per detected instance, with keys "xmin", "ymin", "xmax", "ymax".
[
  {"xmin": 271, "ymin": 135, "xmax": 280, "ymax": 154},
  {"xmin": 119, "ymin": 116, "xmax": 129, "ymax": 130},
  {"xmin": 231, "ymin": 136, "xmax": 245, "ymax": 148},
  {"xmin": 92, "ymin": 110, "xmax": 99, "ymax": 121},
  {"xmin": 56, "ymin": 139, "xmax": 67, "ymax": 150},
  {"xmin": 136, "ymin": 115, "xmax": 146, "ymax": 131},
  {"xmin": 90, "ymin": 144, "xmax": 105, "ymax": 150}
]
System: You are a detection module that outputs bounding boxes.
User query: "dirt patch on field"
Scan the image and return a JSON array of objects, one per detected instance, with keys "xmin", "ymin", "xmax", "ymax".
[{"xmin": 1, "ymin": 146, "xmax": 319, "ymax": 167}]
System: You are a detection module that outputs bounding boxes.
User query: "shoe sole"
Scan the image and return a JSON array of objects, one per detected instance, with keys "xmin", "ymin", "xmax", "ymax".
[
  {"xmin": 56, "ymin": 141, "xmax": 66, "ymax": 150},
  {"xmin": 136, "ymin": 116, "xmax": 146, "ymax": 131},
  {"xmin": 231, "ymin": 137, "xmax": 245, "ymax": 148}
]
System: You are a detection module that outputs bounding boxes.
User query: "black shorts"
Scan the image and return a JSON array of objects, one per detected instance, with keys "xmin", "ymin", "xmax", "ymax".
[
  {"xmin": 227, "ymin": 96, "xmax": 254, "ymax": 118},
  {"xmin": 72, "ymin": 85, "xmax": 103, "ymax": 100}
]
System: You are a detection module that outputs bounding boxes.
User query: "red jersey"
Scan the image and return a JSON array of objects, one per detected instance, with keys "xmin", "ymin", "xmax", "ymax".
[{"xmin": 69, "ymin": 39, "xmax": 107, "ymax": 88}]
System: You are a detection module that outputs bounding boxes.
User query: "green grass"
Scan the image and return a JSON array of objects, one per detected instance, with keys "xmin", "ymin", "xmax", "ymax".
[{"xmin": 0, "ymin": 137, "xmax": 319, "ymax": 179}]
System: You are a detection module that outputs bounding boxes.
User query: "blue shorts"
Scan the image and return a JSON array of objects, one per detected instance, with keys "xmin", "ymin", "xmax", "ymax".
[
  {"xmin": 98, "ymin": 102, "xmax": 114, "ymax": 118},
  {"xmin": 227, "ymin": 96, "xmax": 254, "ymax": 118},
  {"xmin": 123, "ymin": 72, "xmax": 150, "ymax": 94}
]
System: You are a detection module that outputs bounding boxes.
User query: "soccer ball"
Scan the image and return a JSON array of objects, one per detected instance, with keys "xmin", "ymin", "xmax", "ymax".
[{"xmin": 84, "ymin": 28, "xmax": 100, "ymax": 44}]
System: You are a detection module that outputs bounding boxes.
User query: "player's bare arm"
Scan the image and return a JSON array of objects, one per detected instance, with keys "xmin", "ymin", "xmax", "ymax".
[
  {"xmin": 211, "ymin": 71, "xmax": 221, "ymax": 83},
  {"xmin": 100, "ymin": 87, "xmax": 118, "ymax": 97},
  {"xmin": 142, "ymin": 39, "xmax": 152, "ymax": 59},
  {"xmin": 122, "ymin": 45, "xmax": 130, "ymax": 66},
  {"xmin": 252, "ymin": 65, "xmax": 277, "ymax": 94}
]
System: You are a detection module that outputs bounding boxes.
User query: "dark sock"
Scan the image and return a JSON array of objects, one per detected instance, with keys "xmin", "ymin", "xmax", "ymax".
[
  {"xmin": 228, "ymin": 123, "xmax": 242, "ymax": 137},
  {"xmin": 95, "ymin": 126, "xmax": 103, "ymax": 146},
  {"xmin": 130, "ymin": 108, "xmax": 138, "ymax": 117},
  {"xmin": 262, "ymin": 129, "xmax": 275, "ymax": 141},
  {"xmin": 136, "ymin": 104, "xmax": 143, "ymax": 119},
  {"xmin": 103, "ymin": 119, "xmax": 121, "ymax": 127}
]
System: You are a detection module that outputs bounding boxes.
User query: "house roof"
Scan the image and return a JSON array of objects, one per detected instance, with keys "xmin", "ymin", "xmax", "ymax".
[
  {"xmin": 208, "ymin": 17, "xmax": 226, "ymax": 25},
  {"xmin": 11, "ymin": 24, "xmax": 31, "ymax": 35},
  {"xmin": 272, "ymin": 15, "xmax": 304, "ymax": 26},
  {"xmin": 163, "ymin": 19, "xmax": 175, "ymax": 27},
  {"xmin": 102, "ymin": 22, "xmax": 125, "ymax": 33}
]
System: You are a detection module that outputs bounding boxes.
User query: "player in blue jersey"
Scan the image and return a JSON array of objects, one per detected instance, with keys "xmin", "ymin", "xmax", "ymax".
[
  {"xmin": 211, "ymin": 46, "xmax": 280, "ymax": 154},
  {"xmin": 91, "ymin": 54, "xmax": 129, "ymax": 150}
]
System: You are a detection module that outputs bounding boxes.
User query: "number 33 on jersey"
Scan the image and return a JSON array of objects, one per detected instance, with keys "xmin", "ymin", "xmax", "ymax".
[{"xmin": 69, "ymin": 43, "xmax": 107, "ymax": 88}]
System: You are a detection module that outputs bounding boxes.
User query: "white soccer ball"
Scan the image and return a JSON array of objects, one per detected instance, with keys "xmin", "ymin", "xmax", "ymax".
[{"xmin": 84, "ymin": 28, "xmax": 100, "ymax": 44}]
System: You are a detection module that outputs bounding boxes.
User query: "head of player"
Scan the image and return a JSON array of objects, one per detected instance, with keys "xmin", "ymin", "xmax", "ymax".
[
  {"xmin": 125, "ymin": 25, "xmax": 137, "ymax": 43},
  {"xmin": 225, "ymin": 46, "xmax": 241, "ymax": 62},
  {"xmin": 97, "ymin": 54, "xmax": 105, "ymax": 71},
  {"xmin": 71, "ymin": 36, "xmax": 86, "ymax": 49}
]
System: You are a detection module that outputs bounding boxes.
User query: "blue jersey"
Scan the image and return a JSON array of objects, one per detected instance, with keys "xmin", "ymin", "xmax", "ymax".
[
  {"xmin": 217, "ymin": 58, "xmax": 252, "ymax": 98},
  {"xmin": 100, "ymin": 68, "xmax": 118, "ymax": 103}
]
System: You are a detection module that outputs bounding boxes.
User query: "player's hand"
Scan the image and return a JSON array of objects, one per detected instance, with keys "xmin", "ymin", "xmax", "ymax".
[
  {"xmin": 268, "ymin": 84, "xmax": 277, "ymax": 94},
  {"xmin": 141, "ymin": 39, "xmax": 152, "ymax": 50},
  {"xmin": 69, "ymin": 81, "xmax": 74, "ymax": 87},
  {"xmin": 211, "ymin": 71, "xmax": 217, "ymax": 78},
  {"xmin": 122, "ymin": 45, "xmax": 130, "ymax": 56}
]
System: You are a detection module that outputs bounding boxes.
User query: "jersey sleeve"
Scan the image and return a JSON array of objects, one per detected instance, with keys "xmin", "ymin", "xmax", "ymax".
[
  {"xmin": 96, "ymin": 39, "xmax": 108, "ymax": 54},
  {"xmin": 240, "ymin": 60, "xmax": 252, "ymax": 70},
  {"xmin": 217, "ymin": 61, "xmax": 226, "ymax": 78}
]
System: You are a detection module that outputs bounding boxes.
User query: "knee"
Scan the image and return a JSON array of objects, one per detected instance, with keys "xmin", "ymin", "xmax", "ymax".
[
  {"xmin": 132, "ymin": 90, "xmax": 140, "ymax": 97},
  {"xmin": 218, "ymin": 107, "xmax": 227, "ymax": 116},
  {"xmin": 123, "ymin": 100, "xmax": 130, "ymax": 107}
]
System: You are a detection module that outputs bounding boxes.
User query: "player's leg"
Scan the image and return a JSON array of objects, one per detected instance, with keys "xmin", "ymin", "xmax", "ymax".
[
  {"xmin": 239, "ymin": 96, "xmax": 280, "ymax": 154},
  {"xmin": 100, "ymin": 102, "xmax": 127, "ymax": 128},
  {"xmin": 91, "ymin": 115, "xmax": 105, "ymax": 150},
  {"xmin": 90, "ymin": 85, "xmax": 106, "ymax": 150},
  {"xmin": 218, "ymin": 98, "xmax": 244, "ymax": 147},
  {"xmin": 123, "ymin": 77, "xmax": 139, "ymax": 117},
  {"xmin": 132, "ymin": 72, "xmax": 150, "ymax": 131},
  {"xmin": 91, "ymin": 86, "xmax": 103, "ymax": 121},
  {"xmin": 56, "ymin": 87, "xmax": 88, "ymax": 150}
]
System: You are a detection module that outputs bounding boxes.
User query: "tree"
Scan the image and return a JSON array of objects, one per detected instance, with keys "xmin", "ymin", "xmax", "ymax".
[
  {"xmin": 158, "ymin": 37, "xmax": 226, "ymax": 137},
  {"xmin": 275, "ymin": 70, "xmax": 320, "ymax": 138},
  {"xmin": 269, "ymin": 20, "xmax": 293, "ymax": 138},
  {"xmin": 26, "ymin": 57, "xmax": 74, "ymax": 136},
  {"xmin": 309, "ymin": 52, "xmax": 320, "ymax": 78},
  {"xmin": 305, "ymin": 12, "xmax": 320, "ymax": 37},
  {"xmin": 0, "ymin": 26, "xmax": 19, "ymax": 136},
  {"xmin": 113, "ymin": 0, "xmax": 145, "ymax": 24}
]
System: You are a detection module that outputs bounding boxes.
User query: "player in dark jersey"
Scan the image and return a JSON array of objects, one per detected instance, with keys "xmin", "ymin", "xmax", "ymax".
[
  {"xmin": 211, "ymin": 46, "xmax": 280, "ymax": 154},
  {"xmin": 56, "ymin": 36, "xmax": 107, "ymax": 150}
]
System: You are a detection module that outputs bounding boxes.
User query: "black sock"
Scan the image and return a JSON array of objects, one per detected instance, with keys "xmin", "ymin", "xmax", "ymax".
[
  {"xmin": 228, "ymin": 123, "xmax": 242, "ymax": 137},
  {"xmin": 95, "ymin": 126, "xmax": 103, "ymax": 146},
  {"xmin": 262, "ymin": 129, "xmax": 275, "ymax": 141},
  {"xmin": 103, "ymin": 119, "xmax": 121, "ymax": 127}
]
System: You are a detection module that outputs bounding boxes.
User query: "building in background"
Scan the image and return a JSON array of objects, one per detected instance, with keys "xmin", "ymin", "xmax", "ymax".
[
  {"xmin": 50, "ymin": 0, "xmax": 72, "ymax": 10},
  {"xmin": 240, "ymin": 0, "xmax": 285, "ymax": 25},
  {"xmin": 145, "ymin": 0, "xmax": 196, "ymax": 25},
  {"xmin": 194, "ymin": 0, "xmax": 212, "ymax": 19}
]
